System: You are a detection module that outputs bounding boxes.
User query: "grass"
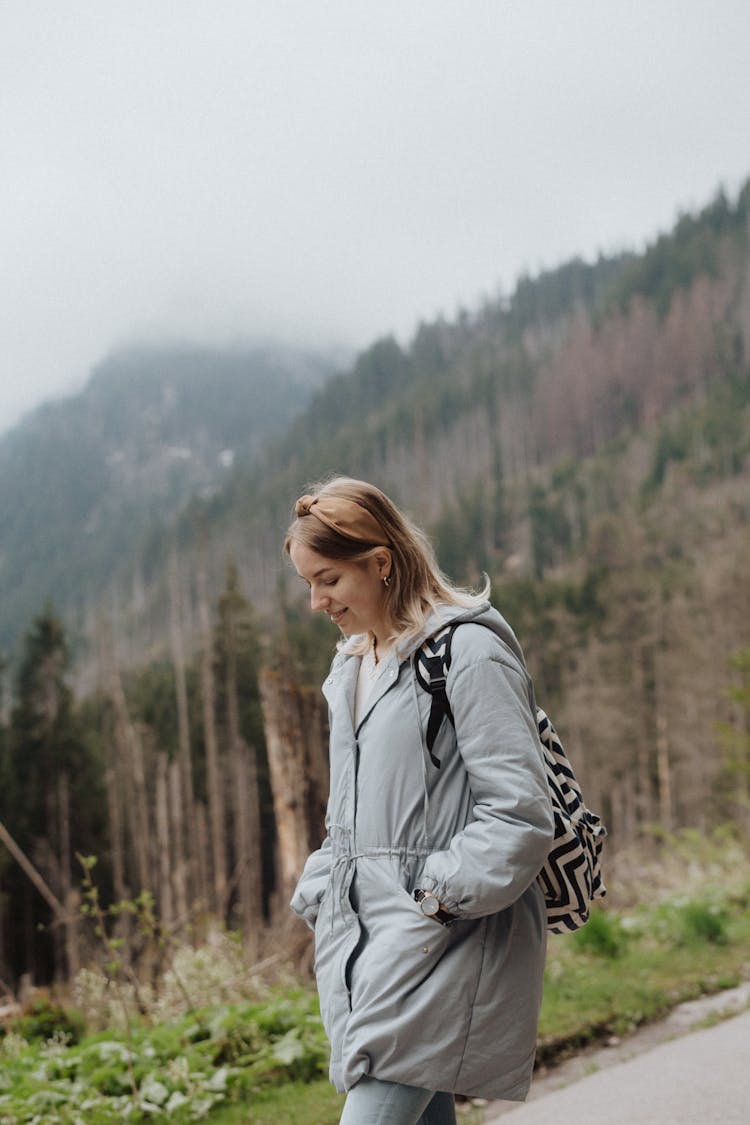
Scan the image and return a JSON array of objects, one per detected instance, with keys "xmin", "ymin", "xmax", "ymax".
[
  {"xmin": 206, "ymin": 1079, "xmax": 345, "ymax": 1124},
  {"xmin": 1, "ymin": 842, "xmax": 749, "ymax": 1125},
  {"xmin": 205, "ymin": 1081, "xmax": 487, "ymax": 1125},
  {"xmin": 205, "ymin": 877, "xmax": 750, "ymax": 1123},
  {"xmin": 539, "ymin": 893, "xmax": 750, "ymax": 1061}
]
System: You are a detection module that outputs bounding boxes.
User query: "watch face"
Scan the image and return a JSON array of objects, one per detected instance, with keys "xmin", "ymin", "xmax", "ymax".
[{"xmin": 420, "ymin": 892, "xmax": 440, "ymax": 916}]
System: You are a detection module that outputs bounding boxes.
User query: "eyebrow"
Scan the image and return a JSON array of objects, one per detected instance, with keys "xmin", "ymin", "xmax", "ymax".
[
  {"xmin": 296, "ymin": 564, "xmax": 338, "ymax": 582},
  {"xmin": 311, "ymin": 565, "xmax": 337, "ymax": 578}
]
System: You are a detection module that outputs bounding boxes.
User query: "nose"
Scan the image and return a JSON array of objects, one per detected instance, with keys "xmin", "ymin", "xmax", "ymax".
[{"xmin": 310, "ymin": 585, "xmax": 328, "ymax": 613}]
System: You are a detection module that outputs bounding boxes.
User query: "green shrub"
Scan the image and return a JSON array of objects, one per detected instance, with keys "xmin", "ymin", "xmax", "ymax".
[
  {"xmin": 210, "ymin": 1007, "xmax": 265, "ymax": 1065},
  {"xmin": 675, "ymin": 900, "xmax": 730, "ymax": 946},
  {"xmin": 14, "ymin": 997, "xmax": 85, "ymax": 1044},
  {"xmin": 570, "ymin": 909, "xmax": 628, "ymax": 958},
  {"xmin": 86, "ymin": 1063, "xmax": 133, "ymax": 1096}
]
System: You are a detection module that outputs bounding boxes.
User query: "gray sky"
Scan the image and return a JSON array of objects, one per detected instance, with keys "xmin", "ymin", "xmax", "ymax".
[{"xmin": 2, "ymin": 1, "xmax": 749, "ymax": 434}]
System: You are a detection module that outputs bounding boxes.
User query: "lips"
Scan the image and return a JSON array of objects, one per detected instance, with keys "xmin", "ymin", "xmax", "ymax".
[{"xmin": 330, "ymin": 609, "xmax": 347, "ymax": 625}]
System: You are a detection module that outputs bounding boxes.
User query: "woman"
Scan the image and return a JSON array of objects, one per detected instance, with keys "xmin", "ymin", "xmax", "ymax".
[{"xmin": 285, "ymin": 477, "xmax": 554, "ymax": 1125}]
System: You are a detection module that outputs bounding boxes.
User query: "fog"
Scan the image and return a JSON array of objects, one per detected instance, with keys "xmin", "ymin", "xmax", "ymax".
[{"xmin": 2, "ymin": 0, "xmax": 749, "ymax": 432}]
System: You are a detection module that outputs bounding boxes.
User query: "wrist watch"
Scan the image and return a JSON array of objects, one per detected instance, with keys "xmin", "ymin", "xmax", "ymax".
[{"xmin": 414, "ymin": 889, "xmax": 456, "ymax": 926}]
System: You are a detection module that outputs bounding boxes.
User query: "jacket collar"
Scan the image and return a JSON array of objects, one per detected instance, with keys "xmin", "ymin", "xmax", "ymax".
[
  {"xmin": 324, "ymin": 601, "xmax": 500, "ymax": 731},
  {"xmin": 334, "ymin": 600, "xmax": 493, "ymax": 667}
]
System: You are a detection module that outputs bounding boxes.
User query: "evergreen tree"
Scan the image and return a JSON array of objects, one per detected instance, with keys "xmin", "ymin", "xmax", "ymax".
[
  {"xmin": 3, "ymin": 608, "xmax": 102, "ymax": 981},
  {"xmin": 0, "ymin": 653, "xmax": 10, "ymax": 981},
  {"xmin": 214, "ymin": 562, "xmax": 275, "ymax": 923},
  {"xmin": 718, "ymin": 648, "xmax": 750, "ymax": 831}
]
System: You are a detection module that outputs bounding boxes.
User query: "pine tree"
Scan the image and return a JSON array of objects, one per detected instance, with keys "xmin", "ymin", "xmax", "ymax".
[
  {"xmin": 0, "ymin": 653, "xmax": 11, "ymax": 982},
  {"xmin": 214, "ymin": 561, "xmax": 270, "ymax": 941},
  {"xmin": 4, "ymin": 609, "xmax": 101, "ymax": 981}
]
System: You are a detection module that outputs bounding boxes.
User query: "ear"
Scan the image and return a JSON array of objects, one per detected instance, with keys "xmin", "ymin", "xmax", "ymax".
[{"xmin": 372, "ymin": 548, "xmax": 392, "ymax": 580}]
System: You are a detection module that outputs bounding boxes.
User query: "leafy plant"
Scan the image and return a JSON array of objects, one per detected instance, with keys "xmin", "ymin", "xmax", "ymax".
[
  {"xmin": 674, "ymin": 900, "xmax": 730, "ymax": 946},
  {"xmin": 12, "ymin": 997, "xmax": 85, "ymax": 1045},
  {"xmin": 0, "ymin": 988, "xmax": 330, "ymax": 1123},
  {"xmin": 570, "ymin": 908, "xmax": 628, "ymax": 959}
]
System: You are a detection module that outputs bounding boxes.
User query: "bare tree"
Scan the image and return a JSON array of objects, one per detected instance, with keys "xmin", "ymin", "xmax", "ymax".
[
  {"xmin": 57, "ymin": 772, "xmax": 80, "ymax": 979},
  {"xmin": 155, "ymin": 752, "xmax": 174, "ymax": 926},
  {"xmin": 167, "ymin": 546, "xmax": 195, "ymax": 913},
  {"xmin": 102, "ymin": 630, "xmax": 153, "ymax": 896},
  {"xmin": 197, "ymin": 555, "xmax": 227, "ymax": 914},
  {"xmin": 259, "ymin": 665, "xmax": 328, "ymax": 904}
]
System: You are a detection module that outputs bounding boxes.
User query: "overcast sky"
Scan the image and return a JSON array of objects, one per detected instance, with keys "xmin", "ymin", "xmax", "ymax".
[{"xmin": 2, "ymin": 1, "xmax": 749, "ymax": 434}]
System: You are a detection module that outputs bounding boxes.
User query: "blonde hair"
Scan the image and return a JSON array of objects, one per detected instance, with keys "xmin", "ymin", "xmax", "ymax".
[{"xmin": 284, "ymin": 476, "xmax": 489, "ymax": 653}]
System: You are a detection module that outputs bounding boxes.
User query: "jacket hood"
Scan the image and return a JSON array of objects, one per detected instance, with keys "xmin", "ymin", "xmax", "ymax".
[{"xmin": 337, "ymin": 599, "xmax": 527, "ymax": 668}]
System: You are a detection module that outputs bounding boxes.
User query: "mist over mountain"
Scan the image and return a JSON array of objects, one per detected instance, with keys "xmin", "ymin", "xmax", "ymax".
[
  {"xmin": 146, "ymin": 182, "xmax": 750, "ymax": 621},
  {"xmin": 0, "ymin": 342, "xmax": 341, "ymax": 653},
  {"xmin": 2, "ymin": 179, "xmax": 750, "ymax": 987},
  {"xmin": 93, "ymin": 179, "xmax": 750, "ymax": 849},
  {"xmin": 2, "ymin": 181, "xmax": 749, "ymax": 704}
]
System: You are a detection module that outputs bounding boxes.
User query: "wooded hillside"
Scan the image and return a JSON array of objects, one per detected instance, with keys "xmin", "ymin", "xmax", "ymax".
[
  {"xmin": 1, "ymin": 181, "xmax": 749, "ymax": 988},
  {"xmin": 0, "ymin": 342, "xmax": 338, "ymax": 653}
]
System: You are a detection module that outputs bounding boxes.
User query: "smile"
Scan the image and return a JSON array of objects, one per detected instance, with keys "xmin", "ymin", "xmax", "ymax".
[{"xmin": 330, "ymin": 609, "xmax": 347, "ymax": 625}]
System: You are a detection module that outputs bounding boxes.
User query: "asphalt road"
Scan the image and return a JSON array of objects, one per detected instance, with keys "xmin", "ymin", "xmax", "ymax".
[{"xmin": 484, "ymin": 1007, "xmax": 750, "ymax": 1125}]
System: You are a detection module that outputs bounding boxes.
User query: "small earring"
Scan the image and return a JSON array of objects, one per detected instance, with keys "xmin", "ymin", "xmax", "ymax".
[{"xmin": 383, "ymin": 574, "xmax": 391, "ymax": 587}]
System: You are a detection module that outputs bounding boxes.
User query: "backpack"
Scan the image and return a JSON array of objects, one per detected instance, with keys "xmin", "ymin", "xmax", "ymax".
[{"xmin": 415, "ymin": 624, "xmax": 607, "ymax": 933}]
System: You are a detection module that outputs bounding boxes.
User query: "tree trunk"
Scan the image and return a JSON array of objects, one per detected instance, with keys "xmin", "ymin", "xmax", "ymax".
[
  {"xmin": 168, "ymin": 547, "xmax": 195, "ymax": 909},
  {"xmin": 0, "ymin": 819, "xmax": 67, "ymax": 920},
  {"xmin": 104, "ymin": 645, "xmax": 152, "ymax": 895},
  {"xmin": 655, "ymin": 710, "xmax": 673, "ymax": 833},
  {"xmin": 0, "ymin": 869, "xmax": 6, "ymax": 986},
  {"xmin": 197, "ymin": 560, "xmax": 227, "ymax": 916},
  {"xmin": 155, "ymin": 752, "xmax": 174, "ymax": 926},
  {"xmin": 194, "ymin": 801, "xmax": 211, "ymax": 925},
  {"xmin": 57, "ymin": 773, "xmax": 80, "ymax": 980},
  {"xmin": 105, "ymin": 753, "xmax": 127, "ymax": 903},
  {"xmin": 224, "ymin": 595, "xmax": 262, "ymax": 951},
  {"xmin": 634, "ymin": 640, "xmax": 656, "ymax": 836},
  {"xmin": 258, "ymin": 667, "xmax": 329, "ymax": 903},
  {"xmin": 96, "ymin": 619, "xmax": 127, "ymax": 903},
  {"xmin": 1, "ymin": 818, "xmax": 69, "ymax": 981},
  {"xmin": 230, "ymin": 741, "xmax": 262, "ymax": 956},
  {"xmin": 169, "ymin": 757, "xmax": 189, "ymax": 926}
]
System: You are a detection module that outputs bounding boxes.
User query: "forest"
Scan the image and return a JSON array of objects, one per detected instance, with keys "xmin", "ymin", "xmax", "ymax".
[{"xmin": 1, "ymin": 180, "xmax": 750, "ymax": 995}]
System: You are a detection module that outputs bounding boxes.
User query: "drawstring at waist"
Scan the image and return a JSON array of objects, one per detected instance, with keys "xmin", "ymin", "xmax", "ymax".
[{"xmin": 327, "ymin": 844, "xmax": 434, "ymax": 932}]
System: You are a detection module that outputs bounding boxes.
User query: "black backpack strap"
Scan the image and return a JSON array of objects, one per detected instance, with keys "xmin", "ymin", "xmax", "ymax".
[{"xmin": 414, "ymin": 624, "xmax": 458, "ymax": 768}]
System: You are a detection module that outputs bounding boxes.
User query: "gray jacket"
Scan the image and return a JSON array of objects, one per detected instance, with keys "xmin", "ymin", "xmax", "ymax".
[{"xmin": 290, "ymin": 602, "xmax": 555, "ymax": 1100}]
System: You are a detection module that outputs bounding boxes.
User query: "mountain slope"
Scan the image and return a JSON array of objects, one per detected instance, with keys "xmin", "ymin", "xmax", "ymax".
[
  {"xmin": 0, "ymin": 342, "xmax": 339, "ymax": 652},
  {"xmin": 108, "ymin": 183, "xmax": 750, "ymax": 854},
  {"xmin": 3, "ymin": 183, "xmax": 749, "ymax": 688},
  {"xmin": 2, "ymin": 180, "xmax": 749, "ymax": 873},
  {"xmin": 144, "ymin": 182, "xmax": 750, "ymax": 606}
]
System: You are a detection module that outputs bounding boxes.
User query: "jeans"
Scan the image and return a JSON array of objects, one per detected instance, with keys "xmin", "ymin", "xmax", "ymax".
[{"xmin": 339, "ymin": 1076, "xmax": 458, "ymax": 1125}]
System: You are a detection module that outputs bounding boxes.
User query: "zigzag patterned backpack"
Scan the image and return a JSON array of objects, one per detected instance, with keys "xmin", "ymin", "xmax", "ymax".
[{"xmin": 415, "ymin": 624, "xmax": 607, "ymax": 933}]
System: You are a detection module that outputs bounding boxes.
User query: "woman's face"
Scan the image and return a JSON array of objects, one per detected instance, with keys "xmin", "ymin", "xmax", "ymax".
[{"xmin": 289, "ymin": 539, "xmax": 391, "ymax": 641}]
